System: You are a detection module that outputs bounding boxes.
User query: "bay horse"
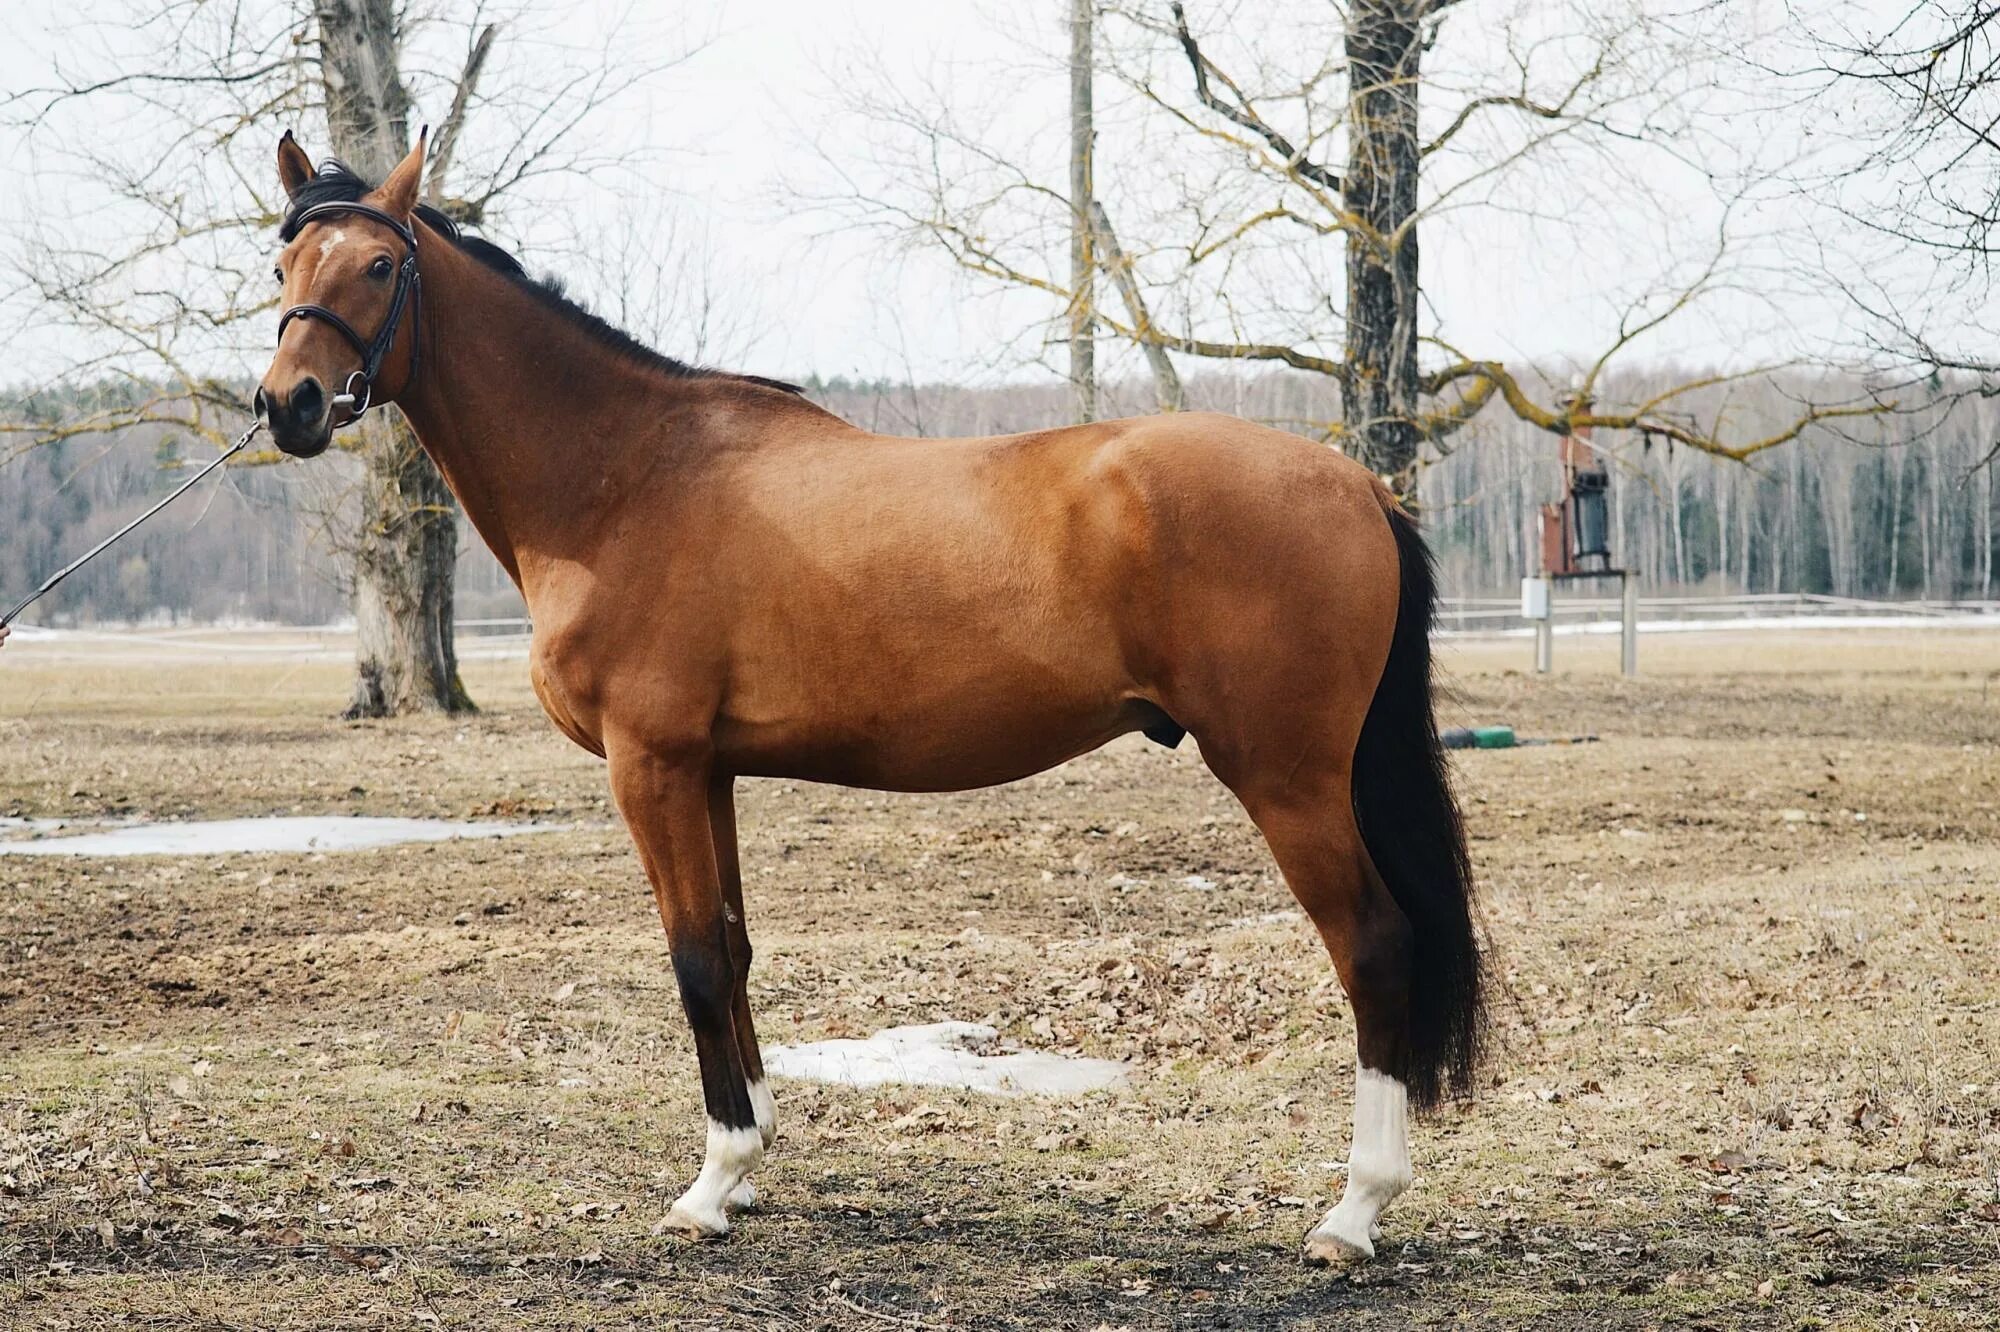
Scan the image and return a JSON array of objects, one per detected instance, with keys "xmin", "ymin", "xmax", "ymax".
[{"xmin": 256, "ymin": 132, "xmax": 1482, "ymax": 1264}]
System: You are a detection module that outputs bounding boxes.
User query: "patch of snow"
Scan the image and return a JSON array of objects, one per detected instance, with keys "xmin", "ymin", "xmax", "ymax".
[
  {"xmin": 0, "ymin": 816, "xmax": 85, "ymax": 835},
  {"xmin": 763, "ymin": 1021, "xmax": 1128, "ymax": 1097},
  {"xmin": 0, "ymin": 815, "xmax": 568, "ymax": 858},
  {"xmin": 1226, "ymin": 909, "xmax": 1305, "ymax": 930},
  {"xmin": 1181, "ymin": 873, "xmax": 1219, "ymax": 891}
]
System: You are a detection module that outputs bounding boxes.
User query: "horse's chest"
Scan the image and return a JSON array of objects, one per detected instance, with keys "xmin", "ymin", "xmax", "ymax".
[{"xmin": 529, "ymin": 642, "xmax": 606, "ymax": 757}]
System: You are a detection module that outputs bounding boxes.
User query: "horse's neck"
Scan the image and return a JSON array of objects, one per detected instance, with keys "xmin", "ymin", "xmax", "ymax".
[{"xmin": 393, "ymin": 240, "xmax": 691, "ymax": 587}]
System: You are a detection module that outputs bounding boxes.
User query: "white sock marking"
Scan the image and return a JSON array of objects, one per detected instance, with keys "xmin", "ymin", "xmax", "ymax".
[
  {"xmin": 1306, "ymin": 1066, "xmax": 1413, "ymax": 1259},
  {"xmin": 667, "ymin": 1118, "xmax": 763, "ymax": 1234}
]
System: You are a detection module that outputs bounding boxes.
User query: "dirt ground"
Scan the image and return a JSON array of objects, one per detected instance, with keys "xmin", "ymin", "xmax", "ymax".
[{"xmin": 1, "ymin": 626, "xmax": 1996, "ymax": 1330}]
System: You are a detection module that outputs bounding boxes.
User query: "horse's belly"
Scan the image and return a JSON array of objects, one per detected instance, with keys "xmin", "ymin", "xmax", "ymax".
[{"xmin": 715, "ymin": 687, "xmax": 1151, "ymax": 792}]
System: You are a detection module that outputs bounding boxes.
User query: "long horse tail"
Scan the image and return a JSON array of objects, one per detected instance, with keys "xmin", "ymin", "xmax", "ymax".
[{"xmin": 1350, "ymin": 495, "xmax": 1485, "ymax": 1112}]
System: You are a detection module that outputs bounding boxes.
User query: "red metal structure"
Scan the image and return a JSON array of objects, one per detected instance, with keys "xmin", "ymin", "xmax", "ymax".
[
  {"xmin": 1526, "ymin": 390, "xmax": 1637, "ymax": 676},
  {"xmin": 1538, "ymin": 392, "xmax": 1613, "ymax": 577}
]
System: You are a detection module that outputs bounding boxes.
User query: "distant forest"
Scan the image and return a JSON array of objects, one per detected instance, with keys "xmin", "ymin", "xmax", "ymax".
[{"xmin": 2, "ymin": 371, "xmax": 1994, "ymax": 627}]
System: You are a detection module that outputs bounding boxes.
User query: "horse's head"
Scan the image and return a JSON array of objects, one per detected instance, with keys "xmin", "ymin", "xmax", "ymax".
[{"xmin": 258, "ymin": 131, "xmax": 427, "ymax": 457}]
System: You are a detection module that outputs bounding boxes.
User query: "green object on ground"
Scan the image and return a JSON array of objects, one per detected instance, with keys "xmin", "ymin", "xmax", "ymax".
[{"xmin": 1472, "ymin": 726, "xmax": 1516, "ymax": 749}]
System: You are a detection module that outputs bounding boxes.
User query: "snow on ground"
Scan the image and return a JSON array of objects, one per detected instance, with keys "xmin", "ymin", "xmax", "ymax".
[
  {"xmin": 0, "ymin": 815, "xmax": 567, "ymax": 857},
  {"xmin": 764, "ymin": 1021, "xmax": 1130, "ymax": 1097}
]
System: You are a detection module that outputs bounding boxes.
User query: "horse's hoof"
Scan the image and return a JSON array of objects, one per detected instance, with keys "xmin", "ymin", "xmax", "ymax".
[
  {"xmin": 725, "ymin": 1180, "xmax": 758, "ymax": 1212},
  {"xmin": 1301, "ymin": 1224, "xmax": 1373, "ymax": 1267},
  {"xmin": 653, "ymin": 1202, "xmax": 730, "ymax": 1240}
]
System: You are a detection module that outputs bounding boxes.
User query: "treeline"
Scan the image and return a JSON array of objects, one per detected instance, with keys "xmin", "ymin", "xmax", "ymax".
[
  {"xmin": 1421, "ymin": 374, "xmax": 2000, "ymax": 600},
  {"xmin": 1, "ymin": 427, "xmax": 351, "ymax": 625},
  {"xmin": 1, "ymin": 371, "xmax": 1993, "ymax": 627}
]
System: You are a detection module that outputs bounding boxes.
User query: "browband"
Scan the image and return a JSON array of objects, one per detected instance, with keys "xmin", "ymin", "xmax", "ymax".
[{"xmin": 276, "ymin": 201, "xmax": 422, "ymax": 419}]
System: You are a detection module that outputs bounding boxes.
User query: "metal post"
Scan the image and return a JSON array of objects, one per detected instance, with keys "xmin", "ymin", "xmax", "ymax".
[
  {"xmin": 1620, "ymin": 572, "xmax": 1638, "ymax": 677},
  {"xmin": 1522, "ymin": 576, "xmax": 1553, "ymax": 674}
]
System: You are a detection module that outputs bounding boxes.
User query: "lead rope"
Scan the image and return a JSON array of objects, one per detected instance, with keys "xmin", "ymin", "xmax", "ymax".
[{"xmin": 1, "ymin": 417, "xmax": 265, "ymax": 629}]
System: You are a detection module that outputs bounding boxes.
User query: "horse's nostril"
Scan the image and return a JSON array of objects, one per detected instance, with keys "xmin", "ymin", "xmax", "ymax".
[
  {"xmin": 252, "ymin": 386, "xmax": 272, "ymax": 422},
  {"xmin": 291, "ymin": 377, "xmax": 325, "ymax": 423}
]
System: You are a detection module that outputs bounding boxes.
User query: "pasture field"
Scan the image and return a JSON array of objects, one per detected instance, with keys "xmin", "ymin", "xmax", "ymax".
[{"xmin": 1, "ymin": 628, "xmax": 1996, "ymax": 1329}]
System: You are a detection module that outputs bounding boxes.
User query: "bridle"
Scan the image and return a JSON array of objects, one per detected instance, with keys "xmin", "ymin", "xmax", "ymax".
[{"xmin": 275, "ymin": 200, "xmax": 421, "ymax": 420}]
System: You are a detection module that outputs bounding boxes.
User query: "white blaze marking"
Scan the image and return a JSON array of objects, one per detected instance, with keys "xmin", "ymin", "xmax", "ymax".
[
  {"xmin": 667, "ymin": 1119, "xmax": 763, "ymax": 1234},
  {"xmin": 316, "ymin": 227, "xmax": 348, "ymax": 262},
  {"xmin": 1306, "ymin": 1066, "xmax": 1413, "ymax": 1259}
]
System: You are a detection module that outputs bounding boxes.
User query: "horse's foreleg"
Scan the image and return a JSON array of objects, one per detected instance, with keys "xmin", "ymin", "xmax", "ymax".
[
  {"xmin": 610, "ymin": 745, "xmax": 761, "ymax": 1239},
  {"xmin": 708, "ymin": 776, "xmax": 775, "ymax": 1162},
  {"xmin": 1235, "ymin": 775, "xmax": 1415, "ymax": 1264}
]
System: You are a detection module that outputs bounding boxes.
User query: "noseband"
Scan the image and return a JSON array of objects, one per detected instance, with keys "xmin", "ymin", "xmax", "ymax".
[{"xmin": 276, "ymin": 201, "xmax": 421, "ymax": 419}]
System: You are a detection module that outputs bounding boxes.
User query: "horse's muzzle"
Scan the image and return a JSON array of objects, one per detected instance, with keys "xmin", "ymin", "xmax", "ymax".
[{"xmin": 256, "ymin": 378, "xmax": 333, "ymax": 458}]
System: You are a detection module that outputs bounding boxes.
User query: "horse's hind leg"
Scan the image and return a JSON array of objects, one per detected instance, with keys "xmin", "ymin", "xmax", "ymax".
[{"xmin": 1227, "ymin": 764, "xmax": 1415, "ymax": 1264}]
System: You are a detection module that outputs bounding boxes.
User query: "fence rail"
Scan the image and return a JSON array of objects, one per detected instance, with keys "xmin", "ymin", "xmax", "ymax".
[{"xmin": 1437, "ymin": 592, "xmax": 2000, "ymax": 635}]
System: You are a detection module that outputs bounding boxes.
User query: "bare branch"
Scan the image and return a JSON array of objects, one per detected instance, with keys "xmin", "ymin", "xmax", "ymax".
[
  {"xmin": 1169, "ymin": 1, "xmax": 1342, "ymax": 195},
  {"xmin": 427, "ymin": 22, "xmax": 500, "ymax": 204}
]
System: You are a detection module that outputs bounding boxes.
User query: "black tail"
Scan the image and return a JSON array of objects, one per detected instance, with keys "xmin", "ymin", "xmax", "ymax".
[{"xmin": 1351, "ymin": 500, "xmax": 1484, "ymax": 1112}]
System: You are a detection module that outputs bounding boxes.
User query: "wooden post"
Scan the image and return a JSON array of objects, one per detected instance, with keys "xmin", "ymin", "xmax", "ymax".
[{"xmin": 1068, "ymin": 0, "xmax": 1097, "ymax": 424}]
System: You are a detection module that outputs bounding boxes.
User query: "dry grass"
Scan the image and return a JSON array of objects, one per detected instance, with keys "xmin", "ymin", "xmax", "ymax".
[{"xmin": 1, "ymin": 627, "xmax": 1996, "ymax": 1329}]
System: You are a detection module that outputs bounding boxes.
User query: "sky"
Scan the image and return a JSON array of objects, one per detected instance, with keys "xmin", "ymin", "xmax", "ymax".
[{"xmin": 0, "ymin": 0, "xmax": 1962, "ymax": 395}]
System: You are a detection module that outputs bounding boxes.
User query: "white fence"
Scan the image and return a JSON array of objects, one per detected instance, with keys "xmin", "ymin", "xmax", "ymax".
[{"xmin": 1438, "ymin": 592, "xmax": 2000, "ymax": 637}]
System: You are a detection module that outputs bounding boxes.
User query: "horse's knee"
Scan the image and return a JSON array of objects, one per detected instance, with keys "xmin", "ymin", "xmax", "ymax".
[{"xmin": 670, "ymin": 929, "xmax": 737, "ymax": 1021}]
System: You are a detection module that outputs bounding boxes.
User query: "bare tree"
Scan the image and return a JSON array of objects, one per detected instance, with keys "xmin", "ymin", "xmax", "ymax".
[
  {"xmin": 318, "ymin": 0, "xmax": 478, "ymax": 716},
  {"xmin": 805, "ymin": 0, "xmax": 1886, "ymax": 494},
  {"xmin": 1791, "ymin": 2, "xmax": 1998, "ymax": 436},
  {"xmin": 1, "ymin": 0, "xmax": 694, "ymax": 708}
]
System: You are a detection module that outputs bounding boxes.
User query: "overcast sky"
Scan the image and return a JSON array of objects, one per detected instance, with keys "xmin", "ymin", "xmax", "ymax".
[{"xmin": 0, "ymin": 0, "xmax": 1956, "ymax": 394}]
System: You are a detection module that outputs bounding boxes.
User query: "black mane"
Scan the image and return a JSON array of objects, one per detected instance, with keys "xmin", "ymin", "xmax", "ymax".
[{"xmin": 279, "ymin": 160, "xmax": 801, "ymax": 395}]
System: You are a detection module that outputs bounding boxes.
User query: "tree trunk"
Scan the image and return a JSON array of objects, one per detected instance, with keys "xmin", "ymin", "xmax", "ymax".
[
  {"xmin": 1981, "ymin": 460, "xmax": 1992, "ymax": 600},
  {"xmin": 1342, "ymin": 0, "xmax": 1423, "ymax": 492},
  {"xmin": 347, "ymin": 417, "xmax": 474, "ymax": 717},
  {"xmin": 1888, "ymin": 449, "xmax": 1904, "ymax": 594},
  {"xmin": 1068, "ymin": 0, "xmax": 1098, "ymax": 424},
  {"xmin": 316, "ymin": 0, "xmax": 474, "ymax": 717}
]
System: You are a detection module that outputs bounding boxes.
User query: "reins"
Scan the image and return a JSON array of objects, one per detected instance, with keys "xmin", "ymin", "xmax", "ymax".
[
  {"xmin": 4, "ymin": 203, "xmax": 421, "ymax": 631},
  {"xmin": 275, "ymin": 200, "xmax": 422, "ymax": 418},
  {"xmin": 2, "ymin": 417, "xmax": 266, "ymax": 630}
]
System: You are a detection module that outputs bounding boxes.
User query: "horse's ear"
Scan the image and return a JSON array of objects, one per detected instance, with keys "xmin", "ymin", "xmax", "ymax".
[
  {"xmin": 277, "ymin": 130, "xmax": 315, "ymax": 201},
  {"xmin": 375, "ymin": 127, "xmax": 428, "ymax": 220}
]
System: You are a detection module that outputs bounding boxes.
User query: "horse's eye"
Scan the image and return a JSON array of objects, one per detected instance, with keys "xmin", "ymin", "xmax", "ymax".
[
  {"xmin": 369, "ymin": 256, "xmax": 394, "ymax": 279},
  {"xmin": 272, "ymin": 267, "xmax": 283, "ymax": 286}
]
